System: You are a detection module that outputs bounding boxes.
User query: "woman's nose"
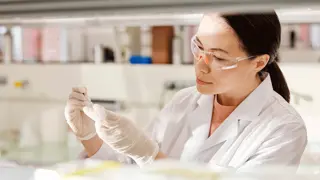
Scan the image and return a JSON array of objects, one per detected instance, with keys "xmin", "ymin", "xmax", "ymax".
[{"xmin": 200, "ymin": 55, "xmax": 210, "ymax": 65}]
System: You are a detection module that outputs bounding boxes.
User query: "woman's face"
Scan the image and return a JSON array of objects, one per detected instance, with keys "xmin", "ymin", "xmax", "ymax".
[{"xmin": 194, "ymin": 14, "xmax": 259, "ymax": 95}]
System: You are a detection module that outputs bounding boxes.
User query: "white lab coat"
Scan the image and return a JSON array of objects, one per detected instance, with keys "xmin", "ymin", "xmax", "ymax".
[{"xmin": 83, "ymin": 75, "xmax": 307, "ymax": 171}]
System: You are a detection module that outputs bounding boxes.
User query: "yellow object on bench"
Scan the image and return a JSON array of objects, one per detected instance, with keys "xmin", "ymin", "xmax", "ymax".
[{"xmin": 62, "ymin": 161, "xmax": 121, "ymax": 179}]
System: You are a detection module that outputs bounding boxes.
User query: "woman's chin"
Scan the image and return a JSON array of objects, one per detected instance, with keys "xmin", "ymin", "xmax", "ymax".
[{"xmin": 196, "ymin": 84, "xmax": 217, "ymax": 95}]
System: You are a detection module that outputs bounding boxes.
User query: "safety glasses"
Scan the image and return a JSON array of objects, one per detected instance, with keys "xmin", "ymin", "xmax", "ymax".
[{"xmin": 190, "ymin": 36, "xmax": 256, "ymax": 70}]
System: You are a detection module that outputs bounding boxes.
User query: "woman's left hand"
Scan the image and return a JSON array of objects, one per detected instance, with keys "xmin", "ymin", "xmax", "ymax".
[{"xmin": 83, "ymin": 104, "xmax": 160, "ymax": 166}]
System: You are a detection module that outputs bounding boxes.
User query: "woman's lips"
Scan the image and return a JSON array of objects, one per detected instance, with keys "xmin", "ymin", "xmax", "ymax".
[{"xmin": 196, "ymin": 78, "xmax": 212, "ymax": 85}]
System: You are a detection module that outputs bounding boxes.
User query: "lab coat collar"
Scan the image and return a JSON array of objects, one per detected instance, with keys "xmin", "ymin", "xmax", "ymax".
[
  {"xmin": 227, "ymin": 74, "xmax": 273, "ymax": 121},
  {"xmin": 188, "ymin": 94, "xmax": 213, "ymax": 136},
  {"xmin": 196, "ymin": 74, "xmax": 273, "ymax": 121},
  {"xmin": 190, "ymin": 75, "xmax": 273, "ymax": 152},
  {"xmin": 196, "ymin": 94, "xmax": 212, "ymax": 108},
  {"xmin": 195, "ymin": 74, "xmax": 273, "ymax": 152}
]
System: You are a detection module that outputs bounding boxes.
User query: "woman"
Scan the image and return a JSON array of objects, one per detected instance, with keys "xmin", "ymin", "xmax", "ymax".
[{"xmin": 65, "ymin": 11, "xmax": 307, "ymax": 171}]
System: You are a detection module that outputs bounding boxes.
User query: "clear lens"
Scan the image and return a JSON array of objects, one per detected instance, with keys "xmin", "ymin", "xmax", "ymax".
[
  {"xmin": 191, "ymin": 40, "xmax": 201, "ymax": 60},
  {"xmin": 191, "ymin": 39, "xmax": 237, "ymax": 70},
  {"xmin": 211, "ymin": 55, "xmax": 237, "ymax": 67}
]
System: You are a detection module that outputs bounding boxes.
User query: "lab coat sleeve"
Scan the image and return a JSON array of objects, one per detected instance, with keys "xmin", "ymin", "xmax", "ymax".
[
  {"xmin": 144, "ymin": 87, "xmax": 192, "ymax": 148},
  {"xmin": 238, "ymin": 121, "xmax": 307, "ymax": 171},
  {"xmin": 144, "ymin": 102, "xmax": 173, "ymax": 147},
  {"xmin": 145, "ymin": 87, "xmax": 198, "ymax": 146}
]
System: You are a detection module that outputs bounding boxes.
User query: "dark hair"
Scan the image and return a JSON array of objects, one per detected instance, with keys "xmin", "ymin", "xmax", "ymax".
[{"xmin": 221, "ymin": 11, "xmax": 290, "ymax": 102}]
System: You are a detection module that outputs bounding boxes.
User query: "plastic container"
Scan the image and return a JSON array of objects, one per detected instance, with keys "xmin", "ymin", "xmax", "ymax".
[
  {"xmin": 3, "ymin": 29, "xmax": 13, "ymax": 64},
  {"xmin": 129, "ymin": 56, "xmax": 152, "ymax": 64}
]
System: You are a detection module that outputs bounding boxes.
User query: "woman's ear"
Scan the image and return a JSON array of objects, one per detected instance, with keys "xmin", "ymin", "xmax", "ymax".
[{"xmin": 252, "ymin": 54, "xmax": 270, "ymax": 72}]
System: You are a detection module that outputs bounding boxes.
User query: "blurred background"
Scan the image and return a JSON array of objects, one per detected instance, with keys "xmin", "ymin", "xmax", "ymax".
[{"xmin": 0, "ymin": 0, "xmax": 319, "ymax": 170}]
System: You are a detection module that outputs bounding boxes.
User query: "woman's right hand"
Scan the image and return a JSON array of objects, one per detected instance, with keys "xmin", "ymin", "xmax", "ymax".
[
  {"xmin": 65, "ymin": 87, "xmax": 96, "ymax": 140},
  {"xmin": 83, "ymin": 104, "xmax": 160, "ymax": 166}
]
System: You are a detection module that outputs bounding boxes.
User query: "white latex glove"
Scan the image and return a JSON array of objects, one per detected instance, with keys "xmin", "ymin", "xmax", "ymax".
[
  {"xmin": 83, "ymin": 104, "xmax": 159, "ymax": 166},
  {"xmin": 65, "ymin": 87, "xmax": 96, "ymax": 140}
]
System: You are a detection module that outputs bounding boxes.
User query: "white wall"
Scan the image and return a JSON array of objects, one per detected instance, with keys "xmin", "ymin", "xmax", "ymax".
[{"xmin": 0, "ymin": 65, "xmax": 82, "ymax": 132}]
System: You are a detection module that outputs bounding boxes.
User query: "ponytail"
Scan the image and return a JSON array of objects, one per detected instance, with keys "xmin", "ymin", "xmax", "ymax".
[
  {"xmin": 221, "ymin": 12, "xmax": 289, "ymax": 102},
  {"xmin": 264, "ymin": 56, "xmax": 290, "ymax": 103}
]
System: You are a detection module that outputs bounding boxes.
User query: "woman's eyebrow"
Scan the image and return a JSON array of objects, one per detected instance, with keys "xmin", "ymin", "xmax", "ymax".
[
  {"xmin": 209, "ymin": 48, "xmax": 229, "ymax": 54},
  {"xmin": 196, "ymin": 36, "xmax": 229, "ymax": 54}
]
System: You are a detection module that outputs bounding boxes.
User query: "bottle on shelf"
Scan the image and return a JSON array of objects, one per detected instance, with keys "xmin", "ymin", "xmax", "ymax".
[{"xmin": 3, "ymin": 28, "xmax": 13, "ymax": 64}]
